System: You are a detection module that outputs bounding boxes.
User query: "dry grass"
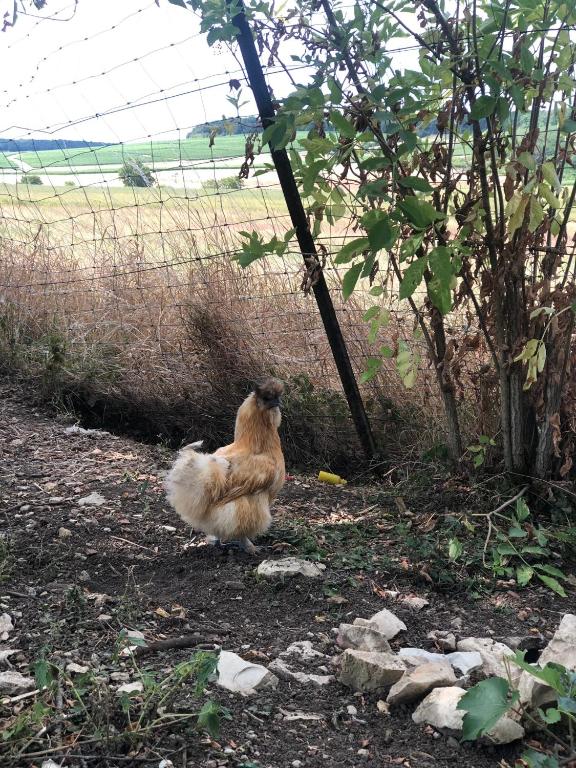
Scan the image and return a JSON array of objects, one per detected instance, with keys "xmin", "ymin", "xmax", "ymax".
[{"xmin": 0, "ymin": 183, "xmax": 492, "ymax": 468}]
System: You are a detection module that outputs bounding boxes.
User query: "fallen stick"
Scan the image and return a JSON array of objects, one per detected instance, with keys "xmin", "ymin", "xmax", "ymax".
[{"xmin": 133, "ymin": 635, "xmax": 222, "ymax": 657}]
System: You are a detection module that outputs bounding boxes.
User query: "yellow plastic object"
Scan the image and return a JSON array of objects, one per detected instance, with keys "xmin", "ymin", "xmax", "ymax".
[{"xmin": 318, "ymin": 471, "xmax": 347, "ymax": 485}]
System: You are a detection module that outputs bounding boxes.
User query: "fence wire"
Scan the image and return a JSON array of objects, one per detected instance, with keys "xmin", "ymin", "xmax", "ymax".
[{"xmin": 0, "ymin": 2, "xmax": 502, "ymax": 456}]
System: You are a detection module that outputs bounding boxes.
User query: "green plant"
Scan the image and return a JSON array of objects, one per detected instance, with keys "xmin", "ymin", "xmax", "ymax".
[
  {"xmin": 487, "ymin": 497, "xmax": 568, "ymax": 596},
  {"xmin": 20, "ymin": 174, "xmax": 42, "ymax": 185},
  {"xmin": 458, "ymin": 653, "xmax": 576, "ymax": 766},
  {"xmin": 118, "ymin": 158, "xmax": 155, "ymax": 188},
  {"xmin": 176, "ymin": 0, "xmax": 576, "ymax": 480},
  {"xmin": 1, "ymin": 642, "xmax": 227, "ymax": 761}
]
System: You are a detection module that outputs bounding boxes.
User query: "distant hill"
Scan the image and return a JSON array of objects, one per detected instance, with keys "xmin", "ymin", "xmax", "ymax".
[{"xmin": 0, "ymin": 139, "xmax": 111, "ymax": 153}]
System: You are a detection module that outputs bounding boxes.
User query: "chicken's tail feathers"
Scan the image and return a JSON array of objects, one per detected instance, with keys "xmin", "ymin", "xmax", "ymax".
[{"xmin": 180, "ymin": 440, "xmax": 204, "ymax": 452}]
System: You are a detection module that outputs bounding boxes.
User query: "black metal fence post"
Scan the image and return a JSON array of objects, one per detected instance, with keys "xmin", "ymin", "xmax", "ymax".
[{"xmin": 229, "ymin": 3, "xmax": 377, "ymax": 460}]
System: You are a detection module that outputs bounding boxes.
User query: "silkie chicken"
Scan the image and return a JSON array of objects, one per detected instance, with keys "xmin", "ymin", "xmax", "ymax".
[{"xmin": 165, "ymin": 378, "xmax": 285, "ymax": 554}]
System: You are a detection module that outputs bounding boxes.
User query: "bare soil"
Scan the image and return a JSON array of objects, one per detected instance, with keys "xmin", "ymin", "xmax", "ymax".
[{"xmin": 1, "ymin": 378, "xmax": 574, "ymax": 768}]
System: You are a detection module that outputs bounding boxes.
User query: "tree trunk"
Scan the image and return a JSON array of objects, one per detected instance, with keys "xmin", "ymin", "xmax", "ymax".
[{"xmin": 534, "ymin": 314, "xmax": 574, "ymax": 478}]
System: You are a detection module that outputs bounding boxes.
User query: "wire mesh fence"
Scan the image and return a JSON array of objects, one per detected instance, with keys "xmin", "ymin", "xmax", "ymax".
[{"xmin": 0, "ymin": 1, "xmax": 498, "ymax": 465}]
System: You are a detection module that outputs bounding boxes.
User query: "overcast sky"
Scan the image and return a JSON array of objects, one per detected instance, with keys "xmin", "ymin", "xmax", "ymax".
[
  {"xmin": 0, "ymin": 0, "xmax": 266, "ymax": 144},
  {"xmin": 0, "ymin": 0, "xmax": 416, "ymax": 146}
]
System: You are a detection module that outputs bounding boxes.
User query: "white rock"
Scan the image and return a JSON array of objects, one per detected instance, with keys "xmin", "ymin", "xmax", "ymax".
[
  {"xmin": 338, "ymin": 649, "xmax": 406, "ymax": 692},
  {"xmin": 65, "ymin": 425, "xmax": 111, "ymax": 438},
  {"xmin": 41, "ymin": 761, "xmax": 62, "ymax": 768},
  {"xmin": 66, "ymin": 662, "xmax": 89, "ymax": 675},
  {"xmin": 0, "ymin": 613, "xmax": 13, "ymax": 640},
  {"xmin": 427, "ymin": 630, "xmax": 457, "ymax": 652},
  {"xmin": 217, "ymin": 650, "xmax": 278, "ymax": 695},
  {"xmin": 457, "ymin": 637, "xmax": 518, "ymax": 682},
  {"xmin": 519, "ymin": 613, "xmax": 576, "ymax": 709},
  {"xmin": 280, "ymin": 640, "xmax": 328, "ymax": 661},
  {"xmin": 257, "ymin": 558, "xmax": 326, "ymax": 579},
  {"xmin": 160, "ymin": 525, "xmax": 177, "ymax": 533},
  {"xmin": 269, "ymin": 658, "xmax": 333, "ymax": 686},
  {"xmin": 58, "ymin": 527, "xmax": 72, "ymax": 539},
  {"xmin": 402, "ymin": 597, "xmax": 429, "ymax": 611},
  {"xmin": 117, "ymin": 681, "xmax": 144, "ymax": 695},
  {"xmin": 336, "ymin": 623, "xmax": 392, "ymax": 653},
  {"xmin": 387, "ymin": 662, "xmax": 456, "ymax": 705},
  {"xmin": 354, "ymin": 608, "xmax": 407, "ymax": 640},
  {"xmin": 0, "ymin": 670, "xmax": 35, "ymax": 694},
  {"xmin": 399, "ymin": 647, "xmax": 482, "ymax": 676},
  {"xmin": 159, "ymin": 761, "xmax": 175, "ymax": 768},
  {"xmin": 412, "ymin": 686, "xmax": 524, "ymax": 744},
  {"xmin": 78, "ymin": 492, "xmax": 107, "ymax": 507},
  {"xmin": 0, "ymin": 648, "xmax": 19, "ymax": 666},
  {"xmin": 486, "ymin": 716, "xmax": 525, "ymax": 745}
]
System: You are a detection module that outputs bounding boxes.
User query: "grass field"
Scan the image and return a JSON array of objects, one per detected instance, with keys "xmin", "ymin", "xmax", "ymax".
[
  {"xmin": 0, "ymin": 153, "xmax": 16, "ymax": 169},
  {"xmin": 17, "ymin": 135, "xmax": 276, "ymax": 169}
]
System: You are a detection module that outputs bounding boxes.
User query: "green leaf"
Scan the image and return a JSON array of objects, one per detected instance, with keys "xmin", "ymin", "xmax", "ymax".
[
  {"xmin": 533, "ymin": 564, "xmax": 566, "ymax": 579},
  {"xmin": 497, "ymin": 543, "xmax": 518, "ymax": 555},
  {"xmin": 367, "ymin": 216, "xmax": 395, "ymax": 250},
  {"xmin": 396, "ymin": 340, "xmax": 418, "ymax": 389},
  {"xmin": 330, "ymin": 111, "xmax": 356, "ymax": 139},
  {"xmin": 540, "ymin": 184, "xmax": 563, "ymax": 210},
  {"xmin": 518, "ymin": 152, "xmax": 536, "ymax": 170},
  {"xmin": 469, "ymin": 95, "xmax": 497, "ymax": 121},
  {"xmin": 538, "ymin": 706, "xmax": 561, "ymax": 724},
  {"xmin": 197, "ymin": 700, "xmax": 223, "ymax": 738},
  {"xmin": 512, "ymin": 653, "xmax": 565, "ymax": 693},
  {"xmin": 334, "ymin": 237, "xmax": 369, "ymax": 264},
  {"xmin": 342, "ymin": 262, "xmax": 363, "ymax": 300},
  {"xmin": 541, "ymin": 162, "xmax": 561, "ymax": 193},
  {"xmin": 363, "ymin": 306, "xmax": 380, "ymax": 322},
  {"xmin": 398, "ymin": 176, "xmax": 433, "ymax": 193},
  {"xmin": 398, "ymin": 197, "xmax": 445, "ymax": 229},
  {"xmin": 34, "ymin": 658, "xmax": 55, "ymax": 689},
  {"xmin": 369, "ymin": 285, "xmax": 384, "ymax": 296},
  {"xmin": 537, "ymin": 574, "xmax": 566, "ymax": 597},
  {"xmin": 529, "ymin": 197, "xmax": 544, "ymax": 233},
  {"xmin": 360, "ymin": 357, "xmax": 383, "ymax": 383},
  {"xmin": 168, "ymin": 0, "xmax": 188, "ymax": 7},
  {"xmin": 516, "ymin": 565, "xmax": 533, "ymax": 586},
  {"xmin": 521, "ymin": 749, "xmax": 560, "ymax": 768},
  {"xmin": 520, "ymin": 545, "xmax": 548, "ymax": 556},
  {"xmin": 516, "ymin": 497, "xmax": 530, "ymax": 522},
  {"xmin": 359, "ymin": 156, "xmax": 392, "ymax": 171},
  {"xmin": 399, "ymin": 257, "xmax": 427, "ymax": 300},
  {"xmin": 448, "ymin": 538, "xmax": 463, "ymax": 561},
  {"xmin": 508, "ymin": 527, "xmax": 527, "ymax": 538},
  {"xmin": 458, "ymin": 678, "xmax": 518, "ymax": 741}
]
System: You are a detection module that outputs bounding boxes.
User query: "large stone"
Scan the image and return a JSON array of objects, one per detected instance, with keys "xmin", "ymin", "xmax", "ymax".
[
  {"xmin": 353, "ymin": 608, "xmax": 407, "ymax": 640},
  {"xmin": 338, "ymin": 649, "xmax": 406, "ymax": 692},
  {"xmin": 457, "ymin": 637, "xmax": 518, "ymax": 682},
  {"xmin": 387, "ymin": 662, "xmax": 456, "ymax": 705},
  {"xmin": 269, "ymin": 658, "xmax": 333, "ymax": 686},
  {"xmin": 519, "ymin": 614, "xmax": 576, "ymax": 709},
  {"xmin": 256, "ymin": 558, "xmax": 326, "ymax": 580},
  {"xmin": 0, "ymin": 670, "xmax": 35, "ymax": 695},
  {"xmin": 216, "ymin": 651, "xmax": 278, "ymax": 695},
  {"xmin": 412, "ymin": 686, "xmax": 524, "ymax": 744},
  {"xmin": 399, "ymin": 647, "xmax": 482, "ymax": 676},
  {"xmin": 336, "ymin": 623, "xmax": 392, "ymax": 653},
  {"xmin": 426, "ymin": 630, "xmax": 457, "ymax": 652}
]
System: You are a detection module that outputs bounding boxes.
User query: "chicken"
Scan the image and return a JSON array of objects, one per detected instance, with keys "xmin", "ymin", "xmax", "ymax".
[{"xmin": 165, "ymin": 378, "xmax": 285, "ymax": 554}]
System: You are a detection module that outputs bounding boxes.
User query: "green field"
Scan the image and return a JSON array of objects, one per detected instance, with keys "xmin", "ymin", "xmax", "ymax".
[
  {"xmin": 0, "ymin": 153, "xmax": 16, "ymax": 169},
  {"xmin": 18, "ymin": 135, "xmax": 272, "ymax": 169}
]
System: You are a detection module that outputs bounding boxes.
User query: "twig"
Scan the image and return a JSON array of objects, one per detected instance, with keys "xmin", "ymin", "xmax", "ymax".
[
  {"xmin": 472, "ymin": 485, "xmax": 529, "ymax": 566},
  {"xmin": 133, "ymin": 635, "xmax": 222, "ymax": 657},
  {"xmin": 110, "ymin": 536, "xmax": 156, "ymax": 553}
]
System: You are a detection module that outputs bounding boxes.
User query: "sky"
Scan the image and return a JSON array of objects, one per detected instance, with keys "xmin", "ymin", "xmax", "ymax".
[
  {"xmin": 0, "ymin": 0, "xmax": 417, "ymax": 146},
  {"xmin": 0, "ymin": 0, "xmax": 265, "ymax": 144}
]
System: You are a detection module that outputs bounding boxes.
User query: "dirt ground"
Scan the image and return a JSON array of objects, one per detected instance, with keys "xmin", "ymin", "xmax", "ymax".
[{"xmin": 1, "ymin": 378, "xmax": 574, "ymax": 768}]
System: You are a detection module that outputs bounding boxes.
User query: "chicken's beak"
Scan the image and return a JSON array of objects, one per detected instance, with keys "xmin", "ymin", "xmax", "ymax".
[{"xmin": 267, "ymin": 397, "xmax": 281, "ymax": 409}]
